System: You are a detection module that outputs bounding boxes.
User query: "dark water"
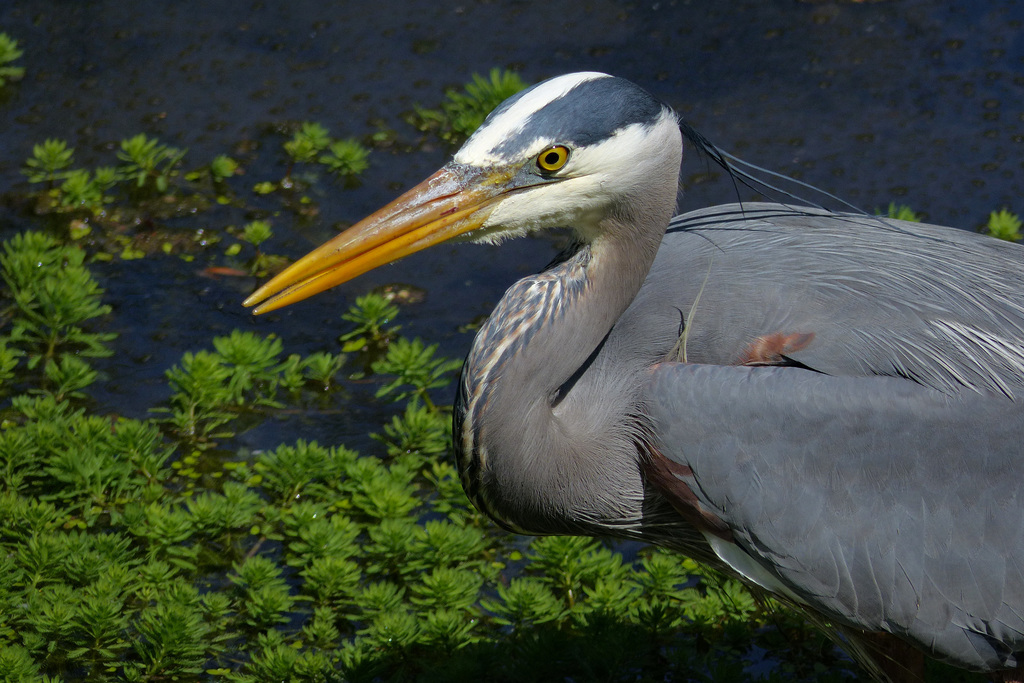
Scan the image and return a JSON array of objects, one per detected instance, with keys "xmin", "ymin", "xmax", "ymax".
[{"xmin": 0, "ymin": 0, "xmax": 1021, "ymax": 445}]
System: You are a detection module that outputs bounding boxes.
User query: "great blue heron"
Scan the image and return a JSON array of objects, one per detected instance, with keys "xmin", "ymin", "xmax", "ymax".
[{"xmin": 245, "ymin": 72, "xmax": 1024, "ymax": 681}]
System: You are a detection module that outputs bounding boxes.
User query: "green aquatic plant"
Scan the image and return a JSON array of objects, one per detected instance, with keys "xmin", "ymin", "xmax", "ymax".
[
  {"xmin": 0, "ymin": 340, "xmax": 22, "ymax": 389},
  {"xmin": 412, "ymin": 68, "xmax": 529, "ymax": 142},
  {"xmin": 218, "ymin": 220, "xmax": 288, "ymax": 278},
  {"xmin": 232, "ymin": 219, "xmax": 288, "ymax": 276},
  {"xmin": 253, "ymin": 440, "xmax": 357, "ymax": 506},
  {"xmin": 42, "ymin": 353, "xmax": 98, "ymax": 402},
  {"xmin": 22, "ymin": 136, "xmax": 164, "ymax": 217},
  {"xmin": 209, "ymin": 154, "xmax": 239, "ymax": 182},
  {"xmin": 986, "ymin": 208, "xmax": 1022, "ymax": 242},
  {"xmin": 0, "ymin": 32, "xmax": 24, "ymax": 87},
  {"xmin": 481, "ymin": 576, "xmax": 566, "ymax": 630},
  {"xmin": 23, "ymin": 140, "xmax": 117, "ymax": 213},
  {"xmin": 298, "ymin": 350, "xmax": 346, "ymax": 390},
  {"xmin": 12, "ymin": 117, "xmax": 373, "ymax": 268},
  {"xmin": 0, "ymin": 229, "xmax": 917, "ymax": 682},
  {"xmin": 58, "ymin": 167, "xmax": 119, "ymax": 212},
  {"xmin": 339, "ymin": 291, "xmax": 401, "ymax": 351},
  {"xmin": 284, "ymin": 122, "xmax": 332, "ymax": 166},
  {"xmin": 158, "ymin": 331, "xmax": 301, "ymax": 445},
  {"xmin": 156, "ymin": 329, "xmax": 346, "ymax": 449},
  {"xmin": 283, "ymin": 122, "xmax": 371, "ymax": 185},
  {"xmin": 241, "ymin": 219, "xmax": 273, "ymax": 249},
  {"xmin": 884, "ymin": 202, "xmax": 921, "ymax": 222},
  {"xmin": 22, "ymin": 139, "xmax": 74, "ymax": 186},
  {"xmin": 446, "ymin": 68, "xmax": 528, "ymax": 135},
  {"xmin": 0, "ymin": 232, "xmax": 114, "ymax": 368},
  {"xmin": 116, "ymin": 133, "xmax": 187, "ymax": 193},
  {"xmin": 319, "ymin": 138, "xmax": 371, "ymax": 177},
  {"xmin": 373, "ymin": 400, "xmax": 450, "ymax": 460},
  {"xmin": 252, "ymin": 180, "xmax": 276, "ymax": 195},
  {"xmin": 372, "ymin": 336, "xmax": 462, "ymax": 409}
]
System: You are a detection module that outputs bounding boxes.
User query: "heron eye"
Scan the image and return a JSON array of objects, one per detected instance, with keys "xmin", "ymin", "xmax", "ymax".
[{"xmin": 537, "ymin": 145, "xmax": 569, "ymax": 173}]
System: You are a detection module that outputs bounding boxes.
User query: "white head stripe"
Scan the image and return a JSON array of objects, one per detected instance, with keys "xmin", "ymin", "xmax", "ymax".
[{"xmin": 455, "ymin": 72, "xmax": 612, "ymax": 166}]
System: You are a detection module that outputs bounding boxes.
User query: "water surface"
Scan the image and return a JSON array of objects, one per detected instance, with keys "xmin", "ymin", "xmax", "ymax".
[{"xmin": 0, "ymin": 0, "xmax": 1021, "ymax": 516}]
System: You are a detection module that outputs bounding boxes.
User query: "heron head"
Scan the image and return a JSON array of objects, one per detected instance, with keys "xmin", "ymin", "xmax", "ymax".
[{"xmin": 245, "ymin": 72, "xmax": 682, "ymax": 313}]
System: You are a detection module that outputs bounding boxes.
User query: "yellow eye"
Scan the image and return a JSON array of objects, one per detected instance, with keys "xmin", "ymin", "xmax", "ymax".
[{"xmin": 537, "ymin": 145, "xmax": 569, "ymax": 173}]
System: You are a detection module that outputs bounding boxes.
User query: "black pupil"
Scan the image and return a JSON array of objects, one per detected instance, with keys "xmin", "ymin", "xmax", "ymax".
[{"xmin": 543, "ymin": 151, "xmax": 560, "ymax": 166}]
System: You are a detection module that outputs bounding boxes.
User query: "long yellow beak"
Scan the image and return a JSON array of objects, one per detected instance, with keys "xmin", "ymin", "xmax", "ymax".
[{"xmin": 244, "ymin": 164, "xmax": 509, "ymax": 314}]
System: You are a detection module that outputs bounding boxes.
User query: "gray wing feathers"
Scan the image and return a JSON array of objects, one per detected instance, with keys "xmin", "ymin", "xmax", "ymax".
[
  {"xmin": 623, "ymin": 203, "xmax": 1024, "ymax": 668},
  {"xmin": 651, "ymin": 204, "xmax": 1024, "ymax": 399},
  {"xmin": 645, "ymin": 362, "xmax": 1024, "ymax": 670}
]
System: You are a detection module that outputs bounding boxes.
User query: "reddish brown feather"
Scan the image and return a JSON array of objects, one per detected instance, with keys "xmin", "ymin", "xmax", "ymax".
[
  {"xmin": 740, "ymin": 331, "xmax": 815, "ymax": 366},
  {"xmin": 642, "ymin": 450, "xmax": 732, "ymax": 541}
]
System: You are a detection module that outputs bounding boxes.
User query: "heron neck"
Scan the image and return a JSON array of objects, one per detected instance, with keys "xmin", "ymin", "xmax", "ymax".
[
  {"xmin": 456, "ymin": 210, "xmax": 668, "ymax": 535},
  {"xmin": 494, "ymin": 218, "xmax": 664, "ymax": 402}
]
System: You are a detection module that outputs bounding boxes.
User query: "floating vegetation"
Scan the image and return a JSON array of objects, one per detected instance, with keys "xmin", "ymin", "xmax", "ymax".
[
  {"xmin": 283, "ymin": 122, "xmax": 371, "ymax": 184},
  {"xmin": 225, "ymin": 220, "xmax": 287, "ymax": 277},
  {"xmin": 21, "ymin": 134, "xmax": 197, "ymax": 227},
  {"xmin": 21, "ymin": 139, "xmax": 74, "ymax": 186},
  {"xmin": 0, "ymin": 231, "xmax": 861, "ymax": 682},
  {"xmin": 0, "ymin": 58, "xmax": 1007, "ymax": 681},
  {"xmin": 284, "ymin": 122, "xmax": 332, "ymax": 167},
  {"xmin": 116, "ymin": 134, "xmax": 187, "ymax": 194},
  {"xmin": 319, "ymin": 138, "xmax": 371, "ymax": 178},
  {"xmin": 410, "ymin": 68, "xmax": 529, "ymax": 143},
  {"xmin": 371, "ymin": 337, "xmax": 462, "ymax": 409},
  {"xmin": 883, "ymin": 203, "xmax": 1024, "ymax": 244},
  {"xmin": 340, "ymin": 292, "xmax": 402, "ymax": 353},
  {"xmin": 22, "ymin": 134, "xmax": 188, "ymax": 214},
  {"xmin": 986, "ymin": 208, "xmax": 1022, "ymax": 242},
  {"xmin": 0, "ymin": 32, "xmax": 23, "ymax": 87},
  {"xmin": 0, "ymin": 232, "xmax": 114, "ymax": 370},
  {"xmin": 882, "ymin": 202, "xmax": 922, "ymax": 222},
  {"xmin": 13, "ymin": 122, "xmax": 368, "ymax": 269},
  {"xmin": 208, "ymin": 154, "xmax": 240, "ymax": 183}
]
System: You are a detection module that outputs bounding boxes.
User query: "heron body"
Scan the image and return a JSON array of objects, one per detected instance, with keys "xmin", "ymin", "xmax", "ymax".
[{"xmin": 246, "ymin": 72, "xmax": 1024, "ymax": 678}]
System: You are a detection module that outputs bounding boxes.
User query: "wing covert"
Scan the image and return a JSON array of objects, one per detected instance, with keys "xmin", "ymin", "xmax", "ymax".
[{"xmin": 643, "ymin": 361, "xmax": 1024, "ymax": 670}]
